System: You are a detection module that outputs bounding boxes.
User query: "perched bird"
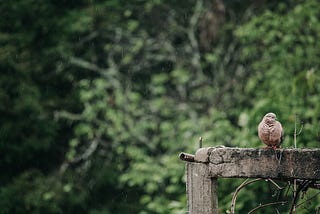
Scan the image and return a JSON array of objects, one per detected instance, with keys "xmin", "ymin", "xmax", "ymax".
[{"xmin": 258, "ymin": 112, "xmax": 283, "ymax": 149}]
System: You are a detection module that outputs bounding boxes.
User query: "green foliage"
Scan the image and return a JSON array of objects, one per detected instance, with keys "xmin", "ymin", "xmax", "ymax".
[
  {"xmin": 235, "ymin": 0, "xmax": 320, "ymax": 149},
  {"xmin": 1, "ymin": 0, "xmax": 320, "ymax": 213}
]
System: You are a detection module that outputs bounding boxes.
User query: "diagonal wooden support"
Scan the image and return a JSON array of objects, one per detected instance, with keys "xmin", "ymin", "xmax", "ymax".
[{"xmin": 182, "ymin": 147, "xmax": 320, "ymax": 214}]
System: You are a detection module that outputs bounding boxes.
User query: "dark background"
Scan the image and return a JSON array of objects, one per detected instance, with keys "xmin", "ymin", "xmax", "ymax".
[{"xmin": 1, "ymin": 0, "xmax": 320, "ymax": 213}]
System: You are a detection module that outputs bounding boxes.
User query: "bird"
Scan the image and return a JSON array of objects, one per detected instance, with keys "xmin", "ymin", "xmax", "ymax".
[{"xmin": 258, "ymin": 112, "xmax": 283, "ymax": 149}]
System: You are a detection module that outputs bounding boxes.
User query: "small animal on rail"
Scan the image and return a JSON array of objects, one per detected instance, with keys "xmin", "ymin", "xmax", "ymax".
[{"xmin": 258, "ymin": 112, "xmax": 283, "ymax": 149}]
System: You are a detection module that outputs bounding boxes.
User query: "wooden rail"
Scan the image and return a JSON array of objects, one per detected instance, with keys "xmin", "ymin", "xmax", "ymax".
[{"xmin": 180, "ymin": 147, "xmax": 320, "ymax": 214}]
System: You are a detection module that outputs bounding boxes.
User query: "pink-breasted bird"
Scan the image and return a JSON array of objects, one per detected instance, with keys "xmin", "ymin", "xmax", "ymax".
[{"xmin": 258, "ymin": 112, "xmax": 284, "ymax": 149}]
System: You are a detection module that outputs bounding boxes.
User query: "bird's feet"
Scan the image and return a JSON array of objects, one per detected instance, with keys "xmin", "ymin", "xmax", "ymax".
[{"xmin": 263, "ymin": 145, "xmax": 281, "ymax": 150}]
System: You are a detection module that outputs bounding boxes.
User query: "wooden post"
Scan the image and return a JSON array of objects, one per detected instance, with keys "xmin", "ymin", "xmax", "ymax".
[
  {"xmin": 182, "ymin": 147, "xmax": 320, "ymax": 214},
  {"xmin": 186, "ymin": 162, "xmax": 218, "ymax": 214}
]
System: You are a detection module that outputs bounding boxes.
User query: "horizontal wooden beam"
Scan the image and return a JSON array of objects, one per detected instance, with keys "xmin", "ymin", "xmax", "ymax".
[{"xmin": 194, "ymin": 147, "xmax": 320, "ymax": 180}]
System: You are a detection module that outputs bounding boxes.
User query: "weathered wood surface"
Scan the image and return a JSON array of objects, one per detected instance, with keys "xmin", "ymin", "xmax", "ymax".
[
  {"xmin": 183, "ymin": 147, "xmax": 320, "ymax": 214},
  {"xmin": 186, "ymin": 163, "xmax": 218, "ymax": 214},
  {"xmin": 194, "ymin": 147, "xmax": 320, "ymax": 180}
]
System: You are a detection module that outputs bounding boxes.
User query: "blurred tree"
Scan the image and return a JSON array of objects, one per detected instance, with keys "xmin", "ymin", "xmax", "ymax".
[
  {"xmin": 1, "ymin": 0, "xmax": 320, "ymax": 213},
  {"xmin": 0, "ymin": 0, "xmax": 87, "ymax": 213}
]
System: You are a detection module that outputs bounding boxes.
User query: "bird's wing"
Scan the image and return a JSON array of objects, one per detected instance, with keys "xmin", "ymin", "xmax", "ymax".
[{"xmin": 279, "ymin": 122, "xmax": 284, "ymax": 143}]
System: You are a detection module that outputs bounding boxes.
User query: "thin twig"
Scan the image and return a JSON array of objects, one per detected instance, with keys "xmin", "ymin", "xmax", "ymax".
[
  {"xmin": 297, "ymin": 123, "xmax": 304, "ymax": 135},
  {"xmin": 294, "ymin": 113, "xmax": 298, "ymax": 148},
  {"xmin": 267, "ymin": 179, "xmax": 285, "ymax": 190},
  {"xmin": 293, "ymin": 179, "xmax": 297, "ymax": 213},
  {"xmin": 59, "ymin": 139, "xmax": 99, "ymax": 174},
  {"xmin": 69, "ymin": 56, "xmax": 106, "ymax": 74},
  {"xmin": 285, "ymin": 181, "xmax": 292, "ymax": 197},
  {"xmin": 296, "ymin": 191, "xmax": 320, "ymax": 208},
  {"xmin": 289, "ymin": 180, "xmax": 312, "ymax": 214},
  {"xmin": 72, "ymin": 139, "xmax": 99, "ymax": 163},
  {"xmin": 199, "ymin": 137, "xmax": 203, "ymax": 149},
  {"xmin": 230, "ymin": 178, "xmax": 262, "ymax": 214},
  {"xmin": 248, "ymin": 201, "xmax": 288, "ymax": 214},
  {"xmin": 54, "ymin": 110, "xmax": 82, "ymax": 121},
  {"xmin": 187, "ymin": 0, "xmax": 203, "ymax": 74},
  {"xmin": 292, "ymin": 114, "xmax": 298, "ymax": 213}
]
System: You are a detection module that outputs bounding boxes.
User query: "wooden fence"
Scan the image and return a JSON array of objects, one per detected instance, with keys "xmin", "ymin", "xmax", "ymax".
[{"xmin": 180, "ymin": 147, "xmax": 320, "ymax": 214}]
